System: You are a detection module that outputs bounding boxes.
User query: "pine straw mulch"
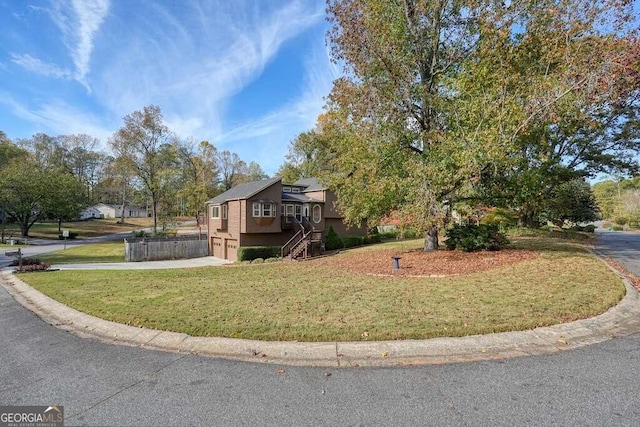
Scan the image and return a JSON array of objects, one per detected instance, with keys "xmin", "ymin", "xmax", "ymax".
[{"xmin": 311, "ymin": 248, "xmax": 539, "ymax": 277}]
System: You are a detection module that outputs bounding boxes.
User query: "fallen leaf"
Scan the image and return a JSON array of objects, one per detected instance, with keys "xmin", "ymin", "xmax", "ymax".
[{"xmin": 276, "ymin": 369, "xmax": 286, "ymax": 375}]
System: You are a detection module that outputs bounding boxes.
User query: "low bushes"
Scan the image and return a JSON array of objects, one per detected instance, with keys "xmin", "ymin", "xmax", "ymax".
[
  {"xmin": 326, "ymin": 226, "xmax": 382, "ymax": 250},
  {"xmin": 237, "ymin": 246, "xmax": 281, "ymax": 262},
  {"xmin": 445, "ymin": 224, "xmax": 509, "ymax": 252}
]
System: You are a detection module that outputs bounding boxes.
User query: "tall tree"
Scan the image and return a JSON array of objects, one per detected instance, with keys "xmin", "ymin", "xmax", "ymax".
[
  {"xmin": 176, "ymin": 140, "xmax": 219, "ymax": 221},
  {"xmin": 277, "ymin": 123, "xmax": 335, "ymax": 182},
  {"xmin": 110, "ymin": 105, "xmax": 178, "ymax": 233},
  {"xmin": 236, "ymin": 161, "xmax": 268, "ymax": 184},
  {"xmin": 322, "ymin": 0, "xmax": 639, "ymax": 250},
  {"xmin": 217, "ymin": 150, "xmax": 246, "ymax": 191}
]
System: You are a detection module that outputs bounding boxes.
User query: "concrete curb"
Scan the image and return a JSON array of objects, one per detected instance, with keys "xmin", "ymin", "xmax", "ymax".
[{"xmin": 2, "ymin": 259, "xmax": 640, "ymax": 368}]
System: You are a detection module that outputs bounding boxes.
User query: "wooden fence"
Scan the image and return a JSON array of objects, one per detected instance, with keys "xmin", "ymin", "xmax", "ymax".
[{"xmin": 124, "ymin": 235, "xmax": 209, "ymax": 262}]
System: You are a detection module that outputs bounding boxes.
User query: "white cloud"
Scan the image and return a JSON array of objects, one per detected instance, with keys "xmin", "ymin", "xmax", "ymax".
[
  {"xmin": 9, "ymin": 1, "xmax": 109, "ymax": 91},
  {"xmin": 9, "ymin": 53, "xmax": 71, "ymax": 79},
  {"xmin": 0, "ymin": 93, "xmax": 113, "ymax": 143},
  {"xmin": 94, "ymin": 0, "xmax": 325, "ymax": 139},
  {"xmin": 212, "ymin": 39, "xmax": 342, "ymax": 174},
  {"xmin": 68, "ymin": 0, "xmax": 110, "ymax": 83}
]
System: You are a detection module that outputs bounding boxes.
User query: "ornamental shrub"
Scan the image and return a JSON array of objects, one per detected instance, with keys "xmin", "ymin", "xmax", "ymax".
[
  {"xmin": 325, "ymin": 226, "xmax": 343, "ymax": 250},
  {"xmin": 237, "ymin": 246, "xmax": 281, "ymax": 261},
  {"xmin": 444, "ymin": 224, "xmax": 509, "ymax": 252}
]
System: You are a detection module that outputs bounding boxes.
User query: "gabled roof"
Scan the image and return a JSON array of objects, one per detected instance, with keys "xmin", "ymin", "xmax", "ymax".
[
  {"xmin": 291, "ymin": 177, "xmax": 327, "ymax": 192},
  {"xmin": 207, "ymin": 177, "xmax": 281, "ymax": 205}
]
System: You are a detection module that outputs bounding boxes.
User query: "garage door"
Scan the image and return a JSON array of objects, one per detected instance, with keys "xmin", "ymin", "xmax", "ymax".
[
  {"xmin": 226, "ymin": 239, "xmax": 238, "ymax": 262},
  {"xmin": 211, "ymin": 237, "xmax": 223, "ymax": 258}
]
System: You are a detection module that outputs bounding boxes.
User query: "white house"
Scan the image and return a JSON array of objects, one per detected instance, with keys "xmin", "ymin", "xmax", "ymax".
[
  {"xmin": 81, "ymin": 203, "xmax": 149, "ymax": 219},
  {"xmin": 79, "ymin": 205, "xmax": 102, "ymax": 220}
]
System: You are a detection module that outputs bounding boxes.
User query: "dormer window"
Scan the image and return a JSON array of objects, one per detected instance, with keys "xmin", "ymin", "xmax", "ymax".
[
  {"xmin": 283, "ymin": 186, "xmax": 291, "ymax": 192},
  {"xmin": 292, "ymin": 187, "xmax": 300, "ymax": 193}
]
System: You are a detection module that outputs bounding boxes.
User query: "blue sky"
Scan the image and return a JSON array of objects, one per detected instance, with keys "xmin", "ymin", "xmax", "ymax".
[{"xmin": 0, "ymin": 0, "xmax": 339, "ymax": 175}]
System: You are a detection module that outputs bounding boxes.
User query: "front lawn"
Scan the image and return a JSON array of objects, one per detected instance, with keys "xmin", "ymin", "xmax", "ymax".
[
  {"xmin": 34, "ymin": 242, "xmax": 125, "ymax": 264},
  {"xmin": 18, "ymin": 236, "xmax": 625, "ymax": 342}
]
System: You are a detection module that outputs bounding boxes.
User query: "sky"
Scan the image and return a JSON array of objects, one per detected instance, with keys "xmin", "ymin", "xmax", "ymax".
[{"xmin": 0, "ymin": 0, "xmax": 340, "ymax": 175}]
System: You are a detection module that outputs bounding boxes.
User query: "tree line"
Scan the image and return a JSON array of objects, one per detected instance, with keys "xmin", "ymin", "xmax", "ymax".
[{"xmin": 0, "ymin": 106, "xmax": 267, "ymax": 237}]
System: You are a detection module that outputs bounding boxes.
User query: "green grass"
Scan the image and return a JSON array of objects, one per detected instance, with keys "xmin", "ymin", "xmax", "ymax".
[
  {"xmin": 34, "ymin": 242, "xmax": 125, "ymax": 264},
  {"xmin": 20, "ymin": 237, "xmax": 625, "ymax": 342}
]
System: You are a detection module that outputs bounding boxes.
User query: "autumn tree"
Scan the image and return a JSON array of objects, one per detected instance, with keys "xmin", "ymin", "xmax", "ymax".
[
  {"xmin": 110, "ymin": 105, "xmax": 178, "ymax": 233},
  {"xmin": 176, "ymin": 140, "xmax": 219, "ymax": 221},
  {"xmin": 277, "ymin": 123, "xmax": 335, "ymax": 182},
  {"xmin": 217, "ymin": 150, "xmax": 246, "ymax": 191},
  {"xmin": 321, "ymin": 0, "xmax": 639, "ymax": 251}
]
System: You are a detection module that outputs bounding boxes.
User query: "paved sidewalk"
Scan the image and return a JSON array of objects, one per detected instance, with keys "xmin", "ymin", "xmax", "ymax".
[
  {"xmin": 49, "ymin": 257, "xmax": 230, "ymax": 270},
  {"xmin": 2, "ymin": 262, "xmax": 640, "ymax": 367}
]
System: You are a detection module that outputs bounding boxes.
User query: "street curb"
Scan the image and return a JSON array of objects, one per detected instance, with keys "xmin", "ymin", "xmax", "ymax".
[{"xmin": 2, "ymin": 257, "xmax": 640, "ymax": 368}]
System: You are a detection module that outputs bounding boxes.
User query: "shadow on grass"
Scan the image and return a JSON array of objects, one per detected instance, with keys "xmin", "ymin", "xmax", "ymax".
[{"xmin": 509, "ymin": 236, "xmax": 591, "ymax": 255}]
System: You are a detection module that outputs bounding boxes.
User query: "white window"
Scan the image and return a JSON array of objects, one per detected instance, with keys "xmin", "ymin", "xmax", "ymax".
[
  {"xmin": 292, "ymin": 187, "xmax": 300, "ymax": 193},
  {"xmin": 283, "ymin": 186, "xmax": 291, "ymax": 192},
  {"xmin": 222, "ymin": 204, "xmax": 228, "ymax": 220},
  {"xmin": 295, "ymin": 205, "xmax": 302, "ymax": 221},
  {"xmin": 252, "ymin": 202, "xmax": 261, "ymax": 217},
  {"xmin": 212, "ymin": 206, "xmax": 220, "ymax": 218},
  {"xmin": 313, "ymin": 205, "xmax": 321, "ymax": 223},
  {"xmin": 262, "ymin": 203, "xmax": 273, "ymax": 217}
]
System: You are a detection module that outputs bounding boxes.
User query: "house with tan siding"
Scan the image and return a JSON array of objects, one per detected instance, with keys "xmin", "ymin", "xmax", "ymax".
[{"xmin": 206, "ymin": 177, "xmax": 366, "ymax": 262}]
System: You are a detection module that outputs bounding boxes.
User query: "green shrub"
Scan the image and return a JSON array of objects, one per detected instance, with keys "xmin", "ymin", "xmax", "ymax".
[
  {"xmin": 445, "ymin": 224, "xmax": 509, "ymax": 252},
  {"xmin": 237, "ymin": 246, "xmax": 281, "ymax": 261},
  {"xmin": 264, "ymin": 257, "xmax": 280, "ymax": 263},
  {"xmin": 342, "ymin": 236, "xmax": 366, "ymax": 248},
  {"xmin": 366, "ymin": 234, "xmax": 382, "ymax": 244},
  {"xmin": 614, "ymin": 217, "xmax": 628, "ymax": 226},
  {"xmin": 251, "ymin": 258, "xmax": 265, "ymax": 264},
  {"xmin": 629, "ymin": 221, "xmax": 639, "ymax": 229},
  {"xmin": 378, "ymin": 231, "xmax": 398, "ymax": 240},
  {"xmin": 612, "ymin": 226, "xmax": 624, "ymax": 231},
  {"xmin": 325, "ymin": 226, "xmax": 343, "ymax": 250},
  {"xmin": 132, "ymin": 230, "xmax": 148, "ymax": 238},
  {"xmin": 401, "ymin": 228, "xmax": 419, "ymax": 239},
  {"xmin": 583, "ymin": 224, "xmax": 596, "ymax": 233}
]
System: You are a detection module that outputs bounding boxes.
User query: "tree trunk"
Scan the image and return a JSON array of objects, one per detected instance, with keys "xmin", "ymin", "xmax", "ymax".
[
  {"xmin": 58, "ymin": 219, "xmax": 62, "ymax": 234},
  {"xmin": 152, "ymin": 197, "xmax": 158, "ymax": 234},
  {"xmin": 423, "ymin": 226, "xmax": 438, "ymax": 252},
  {"xmin": 20, "ymin": 218, "xmax": 29, "ymax": 237}
]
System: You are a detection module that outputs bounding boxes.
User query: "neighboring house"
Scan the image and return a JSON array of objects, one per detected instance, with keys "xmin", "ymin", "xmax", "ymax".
[
  {"xmin": 79, "ymin": 205, "xmax": 101, "ymax": 220},
  {"xmin": 206, "ymin": 177, "xmax": 366, "ymax": 262},
  {"xmin": 82, "ymin": 203, "xmax": 149, "ymax": 219}
]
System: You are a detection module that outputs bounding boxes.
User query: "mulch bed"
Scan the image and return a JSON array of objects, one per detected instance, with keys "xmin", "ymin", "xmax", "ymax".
[{"xmin": 312, "ymin": 248, "xmax": 539, "ymax": 277}]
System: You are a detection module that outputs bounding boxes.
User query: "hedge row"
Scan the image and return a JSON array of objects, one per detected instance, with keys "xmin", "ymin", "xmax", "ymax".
[{"xmin": 237, "ymin": 246, "xmax": 281, "ymax": 261}]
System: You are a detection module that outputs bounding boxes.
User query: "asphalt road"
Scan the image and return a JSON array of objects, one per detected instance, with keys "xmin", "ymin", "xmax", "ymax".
[
  {"xmin": 1, "ymin": 231, "xmax": 639, "ymax": 426},
  {"xmin": 595, "ymin": 230, "xmax": 640, "ymax": 276}
]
